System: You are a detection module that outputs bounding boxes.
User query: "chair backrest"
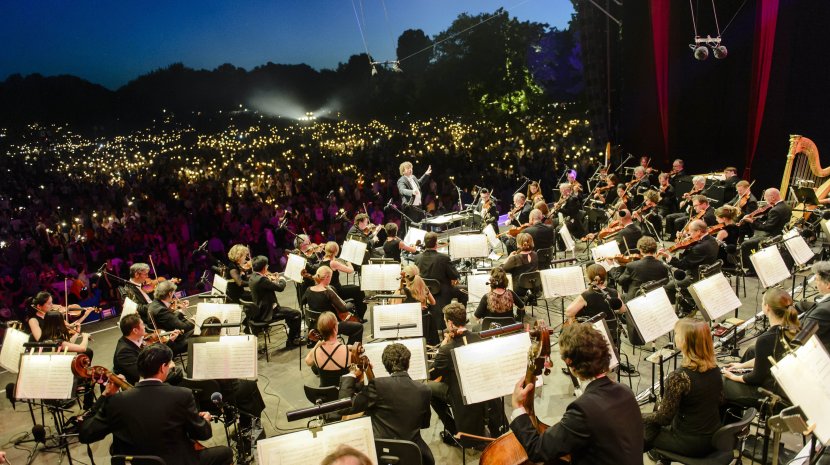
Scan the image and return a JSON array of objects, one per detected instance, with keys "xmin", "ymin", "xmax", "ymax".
[
  {"xmin": 305, "ymin": 308, "xmax": 323, "ymax": 329},
  {"xmin": 375, "ymin": 438, "xmax": 423, "ymax": 465},
  {"xmin": 111, "ymin": 454, "xmax": 167, "ymax": 465},
  {"xmin": 516, "ymin": 271, "xmax": 541, "ymax": 289},
  {"xmin": 481, "ymin": 316, "xmax": 517, "ymax": 331},
  {"xmin": 176, "ymin": 379, "xmax": 223, "ymax": 414},
  {"xmin": 421, "ymin": 278, "xmax": 441, "ymax": 296},
  {"xmin": 536, "ymin": 247, "xmax": 554, "ymax": 270},
  {"xmin": 303, "ymin": 384, "xmax": 338, "ymax": 404},
  {"xmin": 711, "ymin": 407, "xmax": 756, "ymax": 452}
]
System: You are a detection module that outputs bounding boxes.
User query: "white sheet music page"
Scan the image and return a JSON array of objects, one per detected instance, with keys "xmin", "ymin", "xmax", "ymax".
[
  {"xmin": 15, "ymin": 354, "xmax": 76, "ymax": 400},
  {"xmin": 688, "ymin": 272, "xmax": 742, "ymax": 321},
  {"xmin": 283, "ymin": 254, "xmax": 307, "ymax": 283},
  {"xmin": 626, "ymin": 288, "xmax": 678, "ymax": 344},
  {"xmin": 540, "ymin": 266, "xmax": 586, "ymax": 299},
  {"xmin": 783, "ymin": 229, "xmax": 815, "ymax": 266},
  {"xmin": 360, "ymin": 264, "xmax": 402, "ymax": 291},
  {"xmin": 482, "ymin": 224, "xmax": 500, "ymax": 249},
  {"xmin": 340, "ymin": 239, "xmax": 368, "ymax": 265},
  {"xmin": 559, "ymin": 224, "xmax": 576, "ymax": 252},
  {"xmin": 770, "ymin": 336, "xmax": 830, "ymax": 444},
  {"xmin": 120, "ymin": 297, "xmax": 138, "ymax": 320},
  {"xmin": 452, "ymin": 331, "xmax": 531, "ymax": 404},
  {"xmin": 211, "ymin": 275, "xmax": 228, "ymax": 296},
  {"xmin": 822, "ymin": 219, "xmax": 830, "ymax": 241},
  {"xmin": 449, "ymin": 234, "xmax": 489, "ymax": 259},
  {"xmin": 403, "ymin": 227, "xmax": 427, "ymax": 248},
  {"xmin": 592, "ymin": 319, "xmax": 619, "ymax": 371},
  {"xmin": 372, "ymin": 303, "xmax": 423, "ymax": 339},
  {"xmin": 749, "ymin": 245, "xmax": 791, "ymax": 288},
  {"xmin": 257, "ymin": 416, "xmax": 378, "ymax": 465},
  {"xmin": 467, "ymin": 273, "xmax": 514, "ymax": 303},
  {"xmin": 591, "ymin": 241, "xmax": 621, "ymax": 270},
  {"xmin": 191, "ymin": 335, "xmax": 257, "ymax": 380},
  {"xmin": 193, "ymin": 303, "xmax": 242, "ymax": 336},
  {"xmin": 362, "ymin": 338, "xmax": 428, "ymax": 380},
  {"xmin": 0, "ymin": 328, "xmax": 30, "ymax": 373}
]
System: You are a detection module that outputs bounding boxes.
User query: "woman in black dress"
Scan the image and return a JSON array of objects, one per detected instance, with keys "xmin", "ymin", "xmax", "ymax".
[
  {"xmin": 304, "ymin": 311, "xmax": 351, "ymax": 388},
  {"xmin": 302, "ymin": 266, "xmax": 363, "ymax": 345},
  {"xmin": 382, "ymin": 223, "xmax": 417, "ymax": 263},
  {"xmin": 565, "ymin": 264, "xmax": 626, "ymax": 341},
  {"xmin": 320, "ymin": 242, "xmax": 366, "ymax": 322},
  {"xmin": 474, "ymin": 267, "xmax": 525, "ymax": 328},
  {"xmin": 502, "ymin": 233, "xmax": 538, "ymax": 299},
  {"xmin": 713, "ymin": 205, "xmax": 741, "ymax": 265},
  {"xmin": 396, "ymin": 264, "xmax": 438, "ymax": 345},
  {"xmin": 225, "ymin": 244, "xmax": 252, "ymax": 303}
]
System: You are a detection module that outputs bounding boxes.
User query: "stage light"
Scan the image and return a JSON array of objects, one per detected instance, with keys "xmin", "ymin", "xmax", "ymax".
[
  {"xmin": 693, "ymin": 45, "xmax": 709, "ymax": 61},
  {"xmin": 713, "ymin": 45, "xmax": 728, "ymax": 59}
]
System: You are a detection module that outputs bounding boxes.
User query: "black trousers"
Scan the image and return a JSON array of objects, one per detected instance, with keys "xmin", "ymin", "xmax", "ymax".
[
  {"xmin": 644, "ymin": 423, "xmax": 715, "ymax": 458},
  {"xmin": 197, "ymin": 445, "xmax": 234, "ymax": 465},
  {"xmin": 337, "ymin": 320, "xmax": 364, "ymax": 345},
  {"xmin": 272, "ymin": 306, "xmax": 302, "ymax": 340}
]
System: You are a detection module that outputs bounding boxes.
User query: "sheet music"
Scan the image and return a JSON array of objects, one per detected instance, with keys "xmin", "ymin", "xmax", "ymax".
[
  {"xmin": 749, "ymin": 245, "xmax": 791, "ymax": 288},
  {"xmin": 688, "ymin": 272, "xmax": 742, "ymax": 321},
  {"xmin": 403, "ymin": 227, "xmax": 427, "ymax": 247},
  {"xmin": 340, "ymin": 239, "xmax": 368, "ymax": 265},
  {"xmin": 591, "ymin": 241, "xmax": 621, "ymax": 270},
  {"xmin": 360, "ymin": 264, "xmax": 402, "ymax": 291},
  {"xmin": 193, "ymin": 303, "xmax": 242, "ymax": 336},
  {"xmin": 448, "ymin": 234, "xmax": 489, "ymax": 259},
  {"xmin": 559, "ymin": 224, "xmax": 575, "ymax": 252},
  {"xmin": 362, "ymin": 338, "xmax": 428, "ymax": 380},
  {"xmin": 783, "ymin": 229, "xmax": 815, "ymax": 266},
  {"xmin": 452, "ymin": 332, "xmax": 531, "ymax": 404},
  {"xmin": 15, "ymin": 354, "xmax": 76, "ymax": 400},
  {"xmin": 120, "ymin": 297, "xmax": 138, "ymax": 320},
  {"xmin": 771, "ymin": 336, "xmax": 830, "ymax": 444},
  {"xmin": 467, "ymin": 273, "xmax": 513, "ymax": 303},
  {"xmin": 257, "ymin": 417, "xmax": 378, "ymax": 465},
  {"xmin": 540, "ymin": 266, "xmax": 586, "ymax": 298},
  {"xmin": 191, "ymin": 335, "xmax": 257, "ymax": 380},
  {"xmin": 626, "ymin": 288, "xmax": 678, "ymax": 344},
  {"xmin": 284, "ymin": 254, "xmax": 307, "ymax": 282},
  {"xmin": 482, "ymin": 224, "xmax": 500, "ymax": 249},
  {"xmin": 592, "ymin": 319, "xmax": 619, "ymax": 371},
  {"xmin": 0, "ymin": 328, "xmax": 29, "ymax": 373},
  {"xmin": 211, "ymin": 275, "xmax": 228, "ymax": 295},
  {"xmin": 372, "ymin": 303, "xmax": 423, "ymax": 339},
  {"xmin": 822, "ymin": 219, "xmax": 830, "ymax": 242}
]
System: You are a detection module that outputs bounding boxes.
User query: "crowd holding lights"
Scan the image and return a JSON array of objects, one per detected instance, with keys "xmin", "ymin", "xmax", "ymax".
[{"xmin": 0, "ymin": 104, "xmax": 594, "ymax": 320}]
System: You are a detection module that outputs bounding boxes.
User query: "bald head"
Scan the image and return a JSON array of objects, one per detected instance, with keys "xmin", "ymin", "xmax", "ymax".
[{"xmin": 764, "ymin": 188, "xmax": 781, "ymax": 204}]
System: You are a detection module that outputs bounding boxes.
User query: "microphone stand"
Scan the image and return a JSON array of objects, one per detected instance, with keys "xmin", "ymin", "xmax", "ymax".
[
  {"xmin": 513, "ymin": 177, "xmax": 530, "ymax": 197},
  {"xmin": 387, "ymin": 202, "xmax": 418, "ymax": 229}
]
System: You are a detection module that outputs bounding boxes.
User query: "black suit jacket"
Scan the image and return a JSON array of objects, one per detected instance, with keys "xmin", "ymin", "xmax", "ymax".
[
  {"xmin": 671, "ymin": 235, "xmax": 719, "ymax": 272},
  {"xmin": 511, "ymin": 202, "xmax": 533, "ymax": 227},
  {"xmin": 657, "ymin": 185, "xmax": 677, "ymax": 215},
  {"xmin": 729, "ymin": 193, "xmax": 758, "ymax": 216},
  {"xmin": 415, "ymin": 249, "xmax": 459, "ymax": 308},
  {"xmin": 510, "ymin": 376, "xmax": 644, "ymax": 465},
  {"xmin": 525, "ymin": 223, "xmax": 555, "ymax": 252},
  {"xmin": 120, "ymin": 282, "xmax": 152, "ymax": 326},
  {"xmin": 616, "ymin": 223, "xmax": 643, "ymax": 255},
  {"xmin": 803, "ymin": 299, "xmax": 830, "ymax": 350},
  {"xmin": 753, "ymin": 201, "xmax": 791, "ymax": 236},
  {"xmin": 149, "ymin": 299, "xmax": 194, "ymax": 333},
  {"xmin": 249, "ymin": 272, "xmax": 287, "ymax": 321},
  {"xmin": 339, "ymin": 372, "xmax": 433, "ymax": 464},
  {"xmin": 80, "ymin": 381, "xmax": 214, "ymax": 465},
  {"xmin": 113, "ymin": 337, "xmax": 142, "ymax": 386},
  {"xmin": 616, "ymin": 256, "xmax": 670, "ymax": 301},
  {"xmin": 430, "ymin": 331, "xmax": 489, "ymax": 436}
]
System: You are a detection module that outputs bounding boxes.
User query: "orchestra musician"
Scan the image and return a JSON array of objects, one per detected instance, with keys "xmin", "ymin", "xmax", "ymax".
[
  {"xmin": 566, "ymin": 170, "xmax": 584, "ymax": 200},
  {"xmin": 120, "ymin": 263, "xmax": 155, "ymax": 327},
  {"xmin": 397, "ymin": 161, "xmax": 432, "ymax": 231},
  {"xmin": 414, "ymin": 232, "xmax": 468, "ymax": 332},
  {"xmin": 147, "ymin": 280, "xmax": 193, "ymax": 355},
  {"xmin": 630, "ymin": 166, "xmax": 652, "ymax": 192},
  {"xmin": 633, "ymin": 189, "xmax": 662, "ymax": 237},
  {"xmin": 614, "ymin": 210, "xmax": 643, "ymax": 255},
  {"xmin": 658, "ymin": 220, "xmax": 719, "ymax": 309},
  {"xmin": 797, "ymin": 261, "xmax": 830, "ymax": 349},
  {"xmin": 524, "ymin": 209, "xmax": 555, "ymax": 254},
  {"xmin": 382, "ymin": 223, "xmax": 418, "ymax": 263},
  {"xmin": 656, "ymin": 172, "xmax": 678, "ymax": 217},
  {"xmin": 565, "ymin": 264, "xmax": 626, "ymax": 343},
  {"xmin": 508, "ymin": 192, "xmax": 532, "ymax": 227},
  {"xmin": 397, "ymin": 264, "xmax": 438, "ymax": 345},
  {"xmin": 114, "ymin": 313, "xmax": 181, "ymax": 386},
  {"xmin": 729, "ymin": 180, "xmax": 758, "ymax": 217},
  {"xmin": 79, "ymin": 344, "xmax": 234, "ymax": 465},
  {"xmin": 28, "ymin": 291, "xmax": 93, "ymax": 343},
  {"xmin": 613, "ymin": 236, "xmax": 670, "ymax": 301},
  {"xmin": 321, "ymin": 446, "xmax": 373, "ymax": 465},
  {"xmin": 477, "ymin": 188, "xmax": 500, "ymax": 232},
  {"xmin": 593, "ymin": 174, "xmax": 620, "ymax": 206},
  {"xmin": 721, "ymin": 166, "xmax": 740, "ymax": 201},
  {"xmin": 321, "ymin": 242, "xmax": 367, "ymax": 322},
  {"xmin": 339, "ymin": 343, "xmax": 435, "ymax": 465},
  {"xmin": 527, "ymin": 180, "xmax": 545, "ymax": 205},
  {"xmin": 38, "ymin": 309, "xmax": 92, "ymax": 355},
  {"xmin": 670, "ymin": 159, "xmax": 687, "ymax": 185},
  {"xmin": 348, "ymin": 213, "xmax": 383, "ymax": 248},
  {"xmin": 557, "ymin": 183, "xmax": 586, "ymax": 238},
  {"xmin": 249, "ymin": 255, "xmax": 304, "ymax": 348},
  {"xmin": 713, "ymin": 206, "xmax": 741, "ymax": 264},
  {"xmin": 304, "ymin": 311, "xmax": 352, "ymax": 388},
  {"xmin": 303, "ymin": 266, "xmax": 364, "ymax": 345},
  {"xmin": 739, "ymin": 188, "xmax": 791, "ymax": 274},
  {"xmin": 473, "ymin": 267, "xmax": 526, "ymax": 328},
  {"xmin": 225, "ymin": 244, "xmax": 252, "ymax": 303},
  {"xmin": 509, "ymin": 323, "xmax": 643, "ymax": 465},
  {"xmin": 665, "ymin": 177, "xmax": 706, "ymax": 239},
  {"xmin": 502, "ymin": 233, "xmax": 539, "ymax": 298}
]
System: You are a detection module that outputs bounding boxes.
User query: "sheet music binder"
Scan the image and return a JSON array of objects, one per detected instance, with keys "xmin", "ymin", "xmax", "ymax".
[
  {"xmin": 626, "ymin": 287, "xmax": 678, "ymax": 344},
  {"xmin": 15, "ymin": 353, "xmax": 76, "ymax": 400},
  {"xmin": 186, "ymin": 335, "xmax": 258, "ymax": 380},
  {"xmin": 591, "ymin": 319, "xmax": 619, "ymax": 371},
  {"xmin": 688, "ymin": 272, "xmax": 743, "ymax": 322},
  {"xmin": 193, "ymin": 303, "xmax": 242, "ymax": 336},
  {"xmin": 0, "ymin": 327, "xmax": 30, "ymax": 373},
  {"xmin": 451, "ymin": 331, "xmax": 531, "ymax": 405},
  {"xmin": 749, "ymin": 245, "xmax": 791, "ymax": 288},
  {"xmin": 362, "ymin": 338, "xmax": 428, "ymax": 380},
  {"xmin": 256, "ymin": 416, "xmax": 378, "ymax": 465}
]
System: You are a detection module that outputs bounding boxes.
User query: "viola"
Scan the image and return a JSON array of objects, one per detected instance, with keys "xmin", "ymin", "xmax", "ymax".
[
  {"xmin": 144, "ymin": 329, "xmax": 181, "ymax": 345},
  {"xmin": 349, "ymin": 342, "xmax": 375, "ymax": 382},
  {"xmin": 707, "ymin": 223, "xmax": 726, "ymax": 236},
  {"xmin": 668, "ymin": 234, "xmax": 704, "ymax": 253}
]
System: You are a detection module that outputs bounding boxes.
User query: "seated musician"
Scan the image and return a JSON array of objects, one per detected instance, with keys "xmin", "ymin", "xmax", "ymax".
[
  {"xmin": 658, "ymin": 220, "xmax": 719, "ymax": 309},
  {"xmin": 739, "ymin": 188, "xmax": 791, "ymax": 273},
  {"xmin": 633, "ymin": 189, "xmax": 662, "ymax": 237},
  {"xmin": 567, "ymin": 170, "xmax": 584, "ymax": 200},
  {"xmin": 524, "ymin": 209, "xmax": 555, "ymax": 253},
  {"xmin": 608, "ymin": 183, "xmax": 628, "ymax": 217},
  {"xmin": 302, "ymin": 266, "xmax": 364, "ymax": 345},
  {"xmin": 629, "ymin": 167, "xmax": 651, "ymax": 209},
  {"xmin": 722, "ymin": 288, "xmax": 799, "ymax": 407},
  {"xmin": 114, "ymin": 313, "xmax": 182, "ymax": 386},
  {"xmin": 714, "ymin": 205, "xmax": 741, "ymax": 264},
  {"xmin": 473, "ymin": 267, "xmax": 525, "ymax": 328},
  {"xmin": 414, "ymin": 232, "xmax": 467, "ymax": 332},
  {"xmin": 798, "ymin": 261, "xmax": 830, "ymax": 349},
  {"xmin": 249, "ymin": 255, "xmax": 304, "ymax": 348},
  {"xmin": 477, "ymin": 188, "xmax": 500, "ymax": 232},
  {"xmin": 613, "ymin": 236, "xmax": 669, "ymax": 301},
  {"xmin": 28, "ymin": 291, "xmax": 93, "ymax": 343},
  {"xmin": 527, "ymin": 180, "xmax": 545, "ymax": 205},
  {"xmin": 382, "ymin": 223, "xmax": 417, "ymax": 263},
  {"xmin": 428, "ymin": 303, "xmax": 500, "ymax": 444},
  {"xmin": 304, "ymin": 311, "xmax": 351, "ymax": 387},
  {"xmin": 321, "ymin": 242, "xmax": 367, "ymax": 322},
  {"xmin": 293, "ymin": 233, "xmax": 321, "ymax": 295},
  {"xmin": 644, "ymin": 319, "xmax": 724, "ymax": 460},
  {"xmin": 502, "ymin": 233, "xmax": 539, "ymax": 301},
  {"xmin": 665, "ymin": 176, "xmax": 706, "ymax": 239},
  {"xmin": 721, "ymin": 166, "xmax": 740, "ymax": 200},
  {"xmin": 38, "ymin": 309, "xmax": 92, "ymax": 355},
  {"xmin": 558, "ymin": 183, "xmax": 586, "ymax": 238},
  {"xmin": 79, "ymin": 344, "xmax": 234, "ymax": 465},
  {"xmin": 656, "ymin": 172, "xmax": 677, "ymax": 217},
  {"xmin": 225, "ymin": 244, "xmax": 252, "ymax": 303},
  {"xmin": 339, "ymin": 343, "xmax": 435, "ymax": 465},
  {"xmin": 397, "ymin": 264, "xmax": 438, "ymax": 345},
  {"xmin": 509, "ymin": 323, "xmax": 643, "ymax": 465},
  {"xmin": 670, "ymin": 158, "xmax": 687, "ymax": 184},
  {"xmin": 148, "ymin": 280, "xmax": 193, "ymax": 355},
  {"xmin": 565, "ymin": 264, "xmax": 625, "ymax": 343},
  {"xmin": 508, "ymin": 193, "xmax": 532, "ymax": 227},
  {"xmin": 614, "ymin": 210, "xmax": 643, "ymax": 255},
  {"xmin": 120, "ymin": 263, "xmax": 155, "ymax": 326},
  {"xmin": 594, "ymin": 174, "xmax": 619, "ymax": 206},
  {"xmin": 730, "ymin": 180, "xmax": 758, "ymax": 213},
  {"xmin": 348, "ymin": 213, "xmax": 383, "ymax": 246}
]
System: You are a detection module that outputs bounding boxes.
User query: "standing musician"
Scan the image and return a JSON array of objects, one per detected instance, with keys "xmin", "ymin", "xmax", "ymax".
[
  {"xmin": 302, "ymin": 266, "xmax": 364, "ymax": 345},
  {"xmin": 397, "ymin": 161, "xmax": 432, "ymax": 231},
  {"xmin": 509, "ymin": 323, "xmax": 643, "ymax": 465},
  {"xmin": 477, "ymin": 188, "xmax": 500, "ymax": 232},
  {"xmin": 656, "ymin": 172, "xmax": 678, "ymax": 217},
  {"xmin": 658, "ymin": 220, "xmax": 719, "ymax": 308},
  {"xmin": 249, "ymin": 255, "xmax": 304, "ymax": 348},
  {"xmin": 321, "ymin": 242, "xmax": 367, "ymax": 322},
  {"xmin": 739, "ymin": 188, "xmax": 791, "ymax": 273},
  {"xmin": 147, "ymin": 280, "xmax": 193, "ymax": 355},
  {"xmin": 79, "ymin": 344, "xmax": 234, "ymax": 465},
  {"xmin": 120, "ymin": 263, "xmax": 155, "ymax": 327},
  {"xmin": 613, "ymin": 236, "xmax": 670, "ymax": 301},
  {"xmin": 414, "ymin": 233, "xmax": 467, "ymax": 332},
  {"xmin": 382, "ymin": 223, "xmax": 418, "ymax": 262},
  {"xmin": 508, "ymin": 193, "xmax": 532, "ymax": 227},
  {"xmin": 225, "ymin": 244, "xmax": 252, "ymax": 303},
  {"xmin": 614, "ymin": 210, "xmax": 643, "ymax": 255},
  {"xmin": 527, "ymin": 180, "xmax": 545, "ymax": 205}
]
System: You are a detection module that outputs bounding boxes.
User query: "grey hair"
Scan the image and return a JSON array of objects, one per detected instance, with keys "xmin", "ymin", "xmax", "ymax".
[
  {"xmin": 130, "ymin": 263, "xmax": 150, "ymax": 278},
  {"xmin": 813, "ymin": 261, "xmax": 830, "ymax": 282},
  {"xmin": 529, "ymin": 209, "xmax": 544, "ymax": 222},
  {"xmin": 153, "ymin": 280, "xmax": 177, "ymax": 300},
  {"xmin": 692, "ymin": 176, "xmax": 705, "ymax": 185}
]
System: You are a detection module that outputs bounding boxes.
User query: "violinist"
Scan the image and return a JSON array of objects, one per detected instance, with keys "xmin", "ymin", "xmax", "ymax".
[
  {"xmin": 524, "ymin": 209, "xmax": 555, "ymax": 254},
  {"xmin": 502, "ymin": 233, "xmax": 539, "ymax": 292},
  {"xmin": 721, "ymin": 166, "xmax": 740, "ymax": 200},
  {"xmin": 633, "ymin": 189, "xmax": 662, "ymax": 237},
  {"xmin": 38, "ymin": 309, "xmax": 92, "ymax": 356},
  {"xmin": 414, "ymin": 232, "xmax": 467, "ymax": 332},
  {"xmin": 613, "ymin": 236, "xmax": 670, "ymax": 301},
  {"xmin": 608, "ymin": 183, "xmax": 628, "ymax": 217},
  {"xmin": 478, "ymin": 188, "xmax": 499, "ymax": 232},
  {"xmin": 114, "ymin": 313, "xmax": 181, "ymax": 386},
  {"xmin": 566, "ymin": 265, "xmax": 626, "ymax": 339},
  {"xmin": 630, "ymin": 165, "xmax": 652, "ymax": 192},
  {"xmin": 566, "ymin": 170, "xmax": 584, "ymax": 200},
  {"xmin": 527, "ymin": 180, "xmax": 545, "ymax": 205},
  {"xmin": 348, "ymin": 213, "xmax": 382, "ymax": 246},
  {"xmin": 556, "ymin": 183, "xmax": 586, "ymax": 238},
  {"xmin": 321, "ymin": 242, "xmax": 367, "ymax": 322},
  {"xmin": 225, "ymin": 244, "xmax": 252, "ymax": 303},
  {"xmin": 302, "ymin": 266, "xmax": 364, "ymax": 345},
  {"xmin": 658, "ymin": 220, "xmax": 719, "ymax": 307},
  {"xmin": 729, "ymin": 180, "xmax": 758, "ymax": 216},
  {"xmin": 672, "ymin": 195, "xmax": 716, "ymax": 241},
  {"xmin": 508, "ymin": 192, "xmax": 532, "ymax": 227},
  {"xmin": 397, "ymin": 264, "xmax": 438, "ymax": 345},
  {"xmin": 739, "ymin": 188, "xmax": 791, "ymax": 275},
  {"xmin": 120, "ymin": 263, "xmax": 154, "ymax": 326},
  {"xmin": 382, "ymin": 223, "xmax": 417, "ymax": 263},
  {"xmin": 592, "ymin": 174, "xmax": 619, "ymax": 205},
  {"xmin": 713, "ymin": 206, "xmax": 741, "ymax": 263},
  {"xmin": 670, "ymin": 159, "xmax": 687, "ymax": 185},
  {"xmin": 656, "ymin": 172, "xmax": 678, "ymax": 216},
  {"xmin": 473, "ymin": 267, "xmax": 526, "ymax": 327},
  {"xmin": 338, "ymin": 343, "xmax": 435, "ymax": 465},
  {"xmin": 147, "ymin": 280, "xmax": 193, "ymax": 355},
  {"xmin": 249, "ymin": 255, "xmax": 304, "ymax": 348},
  {"xmin": 510, "ymin": 323, "xmax": 643, "ymax": 465},
  {"xmin": 28, "ymin": 291, "xmax": 93, "ymax": 343},
  {"xmin": 665, "ymin": 176, "xmax": 705, "ymax": 238},
  {"xmin": 614, "ymin": 210, "xmax": 643, "ymax": 255}
]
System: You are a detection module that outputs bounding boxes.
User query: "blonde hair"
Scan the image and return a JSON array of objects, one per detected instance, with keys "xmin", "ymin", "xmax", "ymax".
[
  {"xmin": 675, "ymin": 318, "xmax": 717, "ymax": 372},
  {"xmin": 403, "ymin": 265, "xmax": 430, "ymax": 306},
  {"xmin": 399, "ymin": 161, "xmax": 412, "ymax": 176},
  {"xmin": 313, "ymin": 265, "xmax": 332, "ymax": 284},
  {"xmin": 516, "ymin": 233, "xmax": 534, "ymax": 252},
  {"xmin": 324, "ymin": 241, "xmax": 339, "ymax": 258},
  {"xmin": 227, "ymin": 244, "xmax": 249, "ymax": 264},
  {"xmin": 316, "ymin": 311, "xmax": 338, "ymax": 340}
]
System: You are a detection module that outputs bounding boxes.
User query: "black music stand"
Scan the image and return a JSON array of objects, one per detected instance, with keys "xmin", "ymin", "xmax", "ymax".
[{"xmin": 795, "ymin": 186, "xmax": 821, "ymax": 206}]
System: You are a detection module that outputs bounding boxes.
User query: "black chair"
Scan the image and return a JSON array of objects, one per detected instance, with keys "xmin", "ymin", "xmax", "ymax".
[
  {"xmin": 176, "ymin": 379, "xmax": 223, "ymax": 415},
  {"xmin": 536, "ymin": 246, "xmax": 554, "ymax": 270},
  {"xmin": 721, "ymin": 244, "xmax": 746, "ymax": 298},
  {"xmin": 652, "ymin": 407, "xmax": 756, "ymax": 465},
  {"xmin": 303, "ymin": 385, "xmax": 338, "ymax": 404},
  {"xmin": 111, "ymin": 456, "xmax": 166, "ymax": 465},
  {"xmin": 481, "ymin": 315, "xmax": 517, "ymax": 331},
  {"xmin": 241, "ymin": 299, "xmax": 288, "ymax": 363},
  {"xmin": 516, "ymin": 271, "xmax": 551, "ymax": 323},
  {"xmin": 374, "ymin": 438, "xmax": 423, "ymax": 465},
  {"xmin": 422, "ymin": 278, "xmax": 441, "ymax": 296}
]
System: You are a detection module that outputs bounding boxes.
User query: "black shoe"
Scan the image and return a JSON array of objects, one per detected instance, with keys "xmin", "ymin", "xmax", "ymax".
[
  {"xmin": 440, "ymin": 430, "xmax": 460, "ymax": 448},
  {"xmin": 360, "ymin": 318, "xmax": 369, "ymax": 324},
  {"xmin": 285, "ymin": 338, "xmax": 305, "ymax": 349}
]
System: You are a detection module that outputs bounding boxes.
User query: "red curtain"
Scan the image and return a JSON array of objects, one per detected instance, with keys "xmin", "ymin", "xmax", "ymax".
[
  {"xmin": 744, "ymin": 0, "xmax": 780, "ymax": 179},
  {"xmin": 650, "ymin": 0, "xmax": 670, "ymax": 163}
]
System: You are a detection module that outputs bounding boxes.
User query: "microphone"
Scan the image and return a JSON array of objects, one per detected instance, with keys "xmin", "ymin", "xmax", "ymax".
[
  {"xmin": 6, "ymin": 383, "xmax": 15, "ymax": 410},
  {"xmin": 32, "ymin": 424, "xmax": 46, "ymax": 443},
  {"xmin": 490, "ymin": 194, "xmax": 499, "ymax": 202},
  {"xmin": 198, "ymin": 270, "xmax": 209, "ymax": 286},
  {"xmin": 383, "ymin": 198, "xmax": 394, "ymax": 211},
  {"xmin": 327, "ymin": 190, "xmax": 335, "ymax": 197},
  {"xmin": 672, "ymin": 267, "xmax": 687, "ymax": 281},
  {"xmin": 198, "ymin": 241, "xmax": 208, "ymax": 252},
  {"xmin": 94, "ymin": 262, "xmax": 107, "ymax": 276},
  {"xmin": 211, "ymin": 391, "xmax": 224, "ymax": 414},
  {"xmin": 286, "ymin": 397, "xmax": 353, "ymax": 422}
]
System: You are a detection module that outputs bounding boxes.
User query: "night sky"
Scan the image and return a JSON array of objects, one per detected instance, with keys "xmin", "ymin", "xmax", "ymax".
[{"xmin": 0, "ymin": 1, "xmax": 574, "ymax": 90}]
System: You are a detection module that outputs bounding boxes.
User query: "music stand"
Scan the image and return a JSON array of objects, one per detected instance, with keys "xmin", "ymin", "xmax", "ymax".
[{"xmin": 795, "ymin": 187, "xmax": 821, "ymax": 206}]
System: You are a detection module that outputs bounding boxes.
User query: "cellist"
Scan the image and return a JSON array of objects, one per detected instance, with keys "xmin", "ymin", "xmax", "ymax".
[{"xmin": 508, "ymin": 323, "xmax": 643, "ymax": 465}]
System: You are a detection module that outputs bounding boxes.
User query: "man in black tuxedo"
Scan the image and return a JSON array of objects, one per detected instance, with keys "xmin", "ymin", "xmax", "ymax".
[
  {"xmin": 615, "ymin": 210, "xmax": 643, "ymax": 255},
  {"xmin": 80, "ymin": 344, "xmax": 233, "ymax": 465},
  {"xmin": 524, "ymin": 209, "xmax": 555, "ymax": 252},
  {"xmin": 614, "ymin": 236, "xmax": 670, "ymax": 301},
  {"xmin": 740, "ymin": 188, "xmax": 792, "ymax": 271},
  {"xmin": 670, "ymin": 159, "xmax": 687, "ymax": 187},
  {"xmin": 660, "ymin": 220, "xmax": 719, "ymax": 309},
  {"xmin": 656, "ymin": 173, "xmax": 677, "ymax": 217},
  {"xmin": 119, "ymin": 262, "xmax": 154, "ymax": 327},
  {"xmin": 802, "ymin": 261, "xmax": 830, "ymax": 349},
  {"xmin": 114, "ymin": 313, "xmax": 182, "ymax": 385},
  {"xmin": 397, "ymin": 161, "xmax": 431, "ymax": 233},
  {"xmin": 148, "ymin": 280, "xmax": 193, "ymax": 355},
  {"xmin": 558, "ymin": 183, "xmax": 586, "ymax": 238},
  {"xmin": 510, "ymin": 323, "xmax": 643, "ymax": 465},
  {"xmin": 729, "ymin": 180, "xmax": 758, "ymax": 216},
  {"xmin": 339, "ymin": 343, "xmax": 434, "ymax": 465},
  {"xmin": 721, "ymin": 166, "xmax": 740, "ymax": 201},
  {"xmin": 414, "ymin": 233, "xmax": 467, "ymax": 332},
  {"xmin": 249, "ymin": 255, "xmax": 303, "ymax": 348},
  {"xmin": 508, "ymin": 192, "xmax": 533, "ymax": 227},
  {"xmin": 476, "ymin": 188, "xmax": 500, "ymax": 232}
]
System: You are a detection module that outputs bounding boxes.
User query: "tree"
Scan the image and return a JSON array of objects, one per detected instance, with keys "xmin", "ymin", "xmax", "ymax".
[{"xmin": 396, "ymin": 29, "xmax": 432, "ymax": 75}]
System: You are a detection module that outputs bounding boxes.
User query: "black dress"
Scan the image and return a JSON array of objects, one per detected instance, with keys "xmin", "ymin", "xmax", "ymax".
[
  {"xmin": 577, "ymin": 287, "xmax": 620, "ymax": 341},
  {"xmin": 724, "ymin": 325, "xmax": 789, "ymax": 407},
  {"xmin": 320, "ymin": 259, "xmax": 366, "ymax": 320},
  {"xmin": 225, "ymin": 262, "xmax": 251, "ymax": 303},
  {"xmin": 311, "ymin": 342, "xmax": 349, "ymax": 388},
  {"xmin": 502, "ymin": 252, "xmax": 539, "ymax": 291},
  {"xmin": 403, "ymin": 287, "xmax": 438, "ymax": 345},
  {"xmin": 383, "ymin": 238, "xmax": 402, "ymax": 262},
  {"xmin": 302, "ymin": 287, "xmax": 364, "ymax": 345}
]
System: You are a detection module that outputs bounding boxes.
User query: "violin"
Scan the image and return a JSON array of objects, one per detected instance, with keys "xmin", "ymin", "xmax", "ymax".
[
  {"xmin": 349, "ymin": 342, "xmax": 375, "ymax": 382},
  {"xmin": 582, "ymin": 219, "xmax": 622, "ymax": 242},
  {"xmin": 668, "ymin": 234, "xmax": 705, "ymax": 253},
  {"xmin": 54, "ymin": 304, "xmax": 101, "ymax": 318},
  {"xmin": 499, "ymin": 222, "xmax": 530, "ymax": 238},
  {"xmin": 141, "ymin": 276, "xmax": 181, "ymax": 293},
  {"xmin": 143, "ymin": 329, "xmax": 181, "ymax": 345},
  {"xmin": 737, "ymin": 203, "xmax": 773, "ymax": 226},
  {"xmin": 597, "ymin": 253, "xmax": 642, "ymax": 265}
]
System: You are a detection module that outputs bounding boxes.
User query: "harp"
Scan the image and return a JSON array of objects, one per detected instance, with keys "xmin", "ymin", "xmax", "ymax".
[{"xmin": 780, "ymin": 135, "xmax": 829, "ymax": 226}]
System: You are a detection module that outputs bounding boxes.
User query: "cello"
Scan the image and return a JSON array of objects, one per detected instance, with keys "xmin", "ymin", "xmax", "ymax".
[{"xmin": 479, "ymin": 320, "xmax": 559, "ymax": 465}]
